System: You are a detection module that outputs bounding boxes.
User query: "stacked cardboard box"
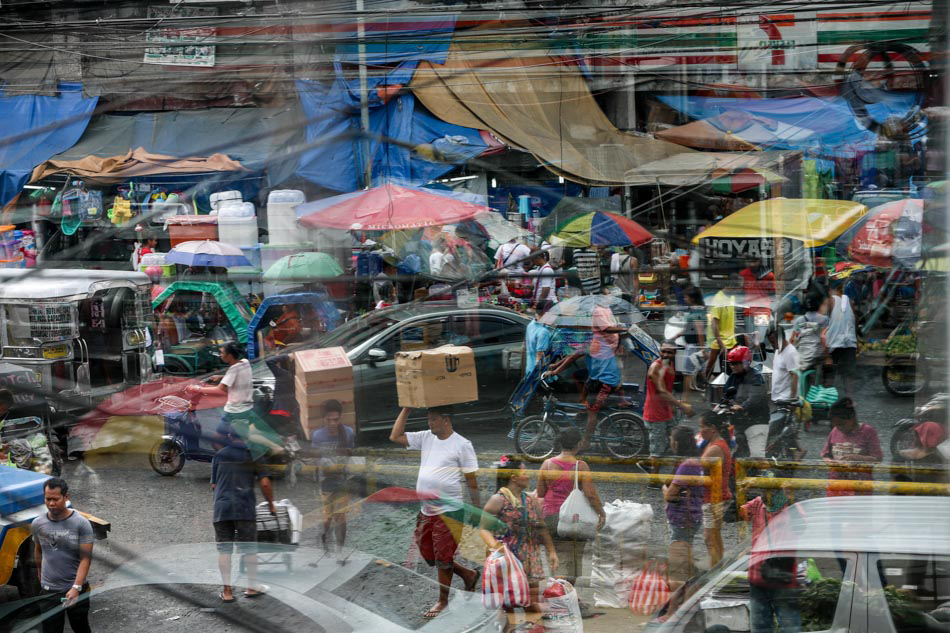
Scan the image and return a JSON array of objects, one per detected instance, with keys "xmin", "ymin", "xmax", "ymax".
[
  {"xmin": 293, "ymin": 347, "xmax": 356, "ymax": 435},
  {"xmin": 395, "ymin": 345, "xmax": 478, "ymax": 408}
]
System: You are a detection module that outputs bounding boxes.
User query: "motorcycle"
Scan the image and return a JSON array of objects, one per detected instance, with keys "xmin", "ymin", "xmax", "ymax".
[
  {"xmin": 148, "ymin": 382, "xmax": 302, "ymax": 484},
  {"xmin": 890, "ymin": 393, "xmax": 949, "ymax": 466},
  {"xmin": 766, "ymin": 400, "xmax": 805, "ymax": 461},
  {"xmin": 714, "ymin": 387, "xmax": 770, "ymax": 459}
]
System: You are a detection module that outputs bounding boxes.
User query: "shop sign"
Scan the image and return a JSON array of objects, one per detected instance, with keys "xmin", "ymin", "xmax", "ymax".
[{"xmin": 144, "ymin": 5, "xmax": 216, "ymax": 67}]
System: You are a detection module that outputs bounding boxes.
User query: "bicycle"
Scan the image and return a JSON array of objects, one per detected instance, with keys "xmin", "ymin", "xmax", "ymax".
[{"xmin": 513, "ymin": 379, "xmax": 648, "ymax": 460}]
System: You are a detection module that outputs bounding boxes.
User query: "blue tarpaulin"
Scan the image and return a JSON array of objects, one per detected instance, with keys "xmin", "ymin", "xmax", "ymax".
[
  {"xmin": 334, "ymin": 16, "xmax": 455, "ymax": 65},
  {"xmin": 295, "ymin": 75, "xmax": 488, "ymax": 192},
  {"xmin": 0, "ymin": 83, "xmax": 97, "ymax": 206},
  {"xmin": 658, "ymin": 93, "xmax": 923, "ymax": 156}
]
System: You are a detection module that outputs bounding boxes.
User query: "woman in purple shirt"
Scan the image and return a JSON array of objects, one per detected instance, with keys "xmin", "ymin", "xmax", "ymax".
[{"xmin": 662, "ymin": 425, "xmax": 704, "ymax": 587}]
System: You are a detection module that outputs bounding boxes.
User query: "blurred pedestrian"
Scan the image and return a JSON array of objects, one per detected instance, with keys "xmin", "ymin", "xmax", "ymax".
[
  {"xmin": 791, "ymin": 294, "xmax": 829, "ymax": 374},
  {"xmin": 572, "ymin": 245, "xmax": 602, "ymax": 295},
  {"xmin": 821, "ymin": 397, "xmax": 882, "ymax": 496},
  {"xmin": 644, "ymin": 341, "xmax": 694, "ymax": 480},
  {"xmin": 311, "ymin": 399, "xmax": 355, "ymax": 564},
  {"xmin": 32, "ymin": 477, "xmax": 94, "ymax": 633},
  {"xmin": 525, "ymin": 301, "xmax": 553, "ymax": 378},
  {"xmin": 390, "ymin": 405, "xmax": 480, "ymax": 618},
  {"xmin": 530, "ymin": 250, "xmax": 558, "ymax": 312},
  {"xmin": 663, "ymin": 425, "xmax": 704, "ymax": 588},
  {"xmin": 698, "ymin": 410, "xmax": 733, "ymax": 566},
  {"xmin": 480, "ymin": 455, "xmax": 557, "ymax": 611},
  {"xmin": 537, "ymin": 428, "xmax": 605, "ymax": 590},
  {"xmin": 610, "ymin": 245, "xmax": 640, "ymax": 303},
  {"xmin": 682, "ymin": 287, "xmax": 706, "ymax": 392},
  {"xmin": 703, "ymin": 277, "xmax": 741, "ymax": 381},
  {"xmin": 210, "ymin": 432, "xmax": 275, "ymax": 603},
  {"xmin": 824, "ymin": 278, "xmax": 858, "ymax": 397}
]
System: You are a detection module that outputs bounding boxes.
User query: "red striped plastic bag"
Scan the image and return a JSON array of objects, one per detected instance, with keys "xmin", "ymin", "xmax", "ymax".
[
  {"xmin": 629, "ymin": 560, "xmax": 670, "ymax": 615},
  {"xmin": 482, "ymin": 544, "xmax": 531, "ymax": 609}
]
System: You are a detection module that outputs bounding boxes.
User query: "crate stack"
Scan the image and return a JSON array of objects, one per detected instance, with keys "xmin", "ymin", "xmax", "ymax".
[{"xmin": 292, "ymin": 347, "xmax": 356, "ymax": 436}]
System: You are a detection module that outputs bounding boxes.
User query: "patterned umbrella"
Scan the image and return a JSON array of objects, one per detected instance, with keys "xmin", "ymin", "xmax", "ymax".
[
  {"xmin": 166, "ymin": 240, "xmax": 251, "ymax": 268},
  {"xmin": 546, "ymin": 211, "xmax": 653, "ymax": 247}
]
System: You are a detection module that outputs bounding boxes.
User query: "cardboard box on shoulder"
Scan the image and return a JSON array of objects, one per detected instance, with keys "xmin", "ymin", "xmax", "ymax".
[
  {"xmin": 292, "ymin": 347, "xmax": 356, "ymax": 435},
  {"xmin": 394, "ymin": 345, "xmax": 477, "ymax": 409}
]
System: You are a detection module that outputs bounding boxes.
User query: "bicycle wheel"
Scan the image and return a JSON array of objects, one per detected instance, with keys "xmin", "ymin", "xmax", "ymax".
[
  {"xmin": 514, "ymin": 416, "xmax": 559, "ymax": 460},
  {"xmin": 882, "ymin": 361, "xmax": 927, "ymax": 397},
  {"xmin": 598, "ymin": 413, "xmax": 648, "ymax": 459}
]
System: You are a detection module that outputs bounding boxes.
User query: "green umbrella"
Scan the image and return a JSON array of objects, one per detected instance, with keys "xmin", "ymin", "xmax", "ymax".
[{"xmin": 262, "ymin": 252, "xmax": 343, "ymax": 282}]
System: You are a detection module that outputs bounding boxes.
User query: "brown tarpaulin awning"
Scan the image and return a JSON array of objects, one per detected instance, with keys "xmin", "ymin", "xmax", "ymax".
[
  {"xmin": 30, "ymin": 147, "xmax": 246, "ymax": 184},
  {"xmin": 410, "ymin": 31, "xmax": 690, "ymax": 185}
]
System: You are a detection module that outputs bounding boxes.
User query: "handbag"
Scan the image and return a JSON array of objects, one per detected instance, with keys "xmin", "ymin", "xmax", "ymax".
[
  {"xmin": 481, "ymin": 544, "xmax": 531, "ymax": 609},
  {"xmin": 629, "ymin": 559, "xmax": 671, "ymax": 615},
  {"xmin": 557, "ymin": 462, "xmax": 599, "ymax": 540}
]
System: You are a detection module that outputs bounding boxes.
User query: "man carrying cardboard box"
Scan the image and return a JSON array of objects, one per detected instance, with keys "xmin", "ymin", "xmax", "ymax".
[{"xmin": 390, "ymin": 405, "xmax": 481, "ymax": 618}]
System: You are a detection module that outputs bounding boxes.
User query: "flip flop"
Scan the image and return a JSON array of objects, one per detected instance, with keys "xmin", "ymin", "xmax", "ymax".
[
  {"xmin": 422, "ymin": 607, "xmax": 445, "ymax": 618},
  {"xmin": 243, "ymin": 585, "xmax": 268, "ymax": 598},
  {"xmin": 464, "ymin": 567, "xmax": 481, "ymax": 592},
  {"xmin": 218, "ymin": 592, "xmax": 236, "ymax": 603}
]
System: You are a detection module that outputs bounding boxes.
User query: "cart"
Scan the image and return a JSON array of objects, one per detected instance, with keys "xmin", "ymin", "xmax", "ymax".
[{"xmin": 239, "ymin": 499, "xmax": 301, "ymax": 573}]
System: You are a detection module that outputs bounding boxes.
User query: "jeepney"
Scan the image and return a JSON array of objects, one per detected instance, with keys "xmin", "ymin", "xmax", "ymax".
[{"xmin": 0, "ymin": 269, "xmax": 154, "ymax": 413}]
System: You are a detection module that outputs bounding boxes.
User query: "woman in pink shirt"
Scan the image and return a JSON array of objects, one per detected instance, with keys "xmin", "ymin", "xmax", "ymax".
[
  {"xmin": 536, "ymin": 427, "xmax": 605, "ymax": 589},
  {"xmin": 821, "ymin": 397, "xmax": 882, "ymax": 496}
]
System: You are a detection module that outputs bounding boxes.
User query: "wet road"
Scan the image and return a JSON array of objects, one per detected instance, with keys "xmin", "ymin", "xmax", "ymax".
[{"xmin": 2, "ymin": 362, "xmax": 918, "ymax": 632}]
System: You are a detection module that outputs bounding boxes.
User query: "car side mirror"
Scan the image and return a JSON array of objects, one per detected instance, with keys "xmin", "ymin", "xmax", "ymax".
[{"xmin": 367, "ymin": 348, "xmax": 387, "ymax": 364}]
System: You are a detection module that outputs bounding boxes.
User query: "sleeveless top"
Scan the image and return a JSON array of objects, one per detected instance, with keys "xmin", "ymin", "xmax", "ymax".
[
  {"xmin": 643, "ymin": 360, "xmax": 675, "ymax": 422},
  {"xmin": 703, "ymin": 438, "xmax": 733, "ymax": 502},
  {"xmin": 825, "ymin": 295, "xmax": 857, "ymax": 350},
  {"xmin": 541, "ymin": 457, "xmax": 580, "ymax": 517}
]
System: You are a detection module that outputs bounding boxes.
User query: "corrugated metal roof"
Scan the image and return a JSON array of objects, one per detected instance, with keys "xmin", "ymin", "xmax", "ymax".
[{"xmin": 754, "ymin": 496, "xmax": 950, "ymax": 556}]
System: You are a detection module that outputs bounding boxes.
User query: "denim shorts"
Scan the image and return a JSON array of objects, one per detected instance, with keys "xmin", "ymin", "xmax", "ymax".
[{"xmin": 669, "ymin": 521, "xmax": 698, "ymax": 543}]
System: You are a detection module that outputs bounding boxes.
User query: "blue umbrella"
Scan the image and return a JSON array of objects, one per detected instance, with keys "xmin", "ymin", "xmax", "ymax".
[{"xmin": 166, "ymin": 240, "xmax": 251, "ymax": 268}]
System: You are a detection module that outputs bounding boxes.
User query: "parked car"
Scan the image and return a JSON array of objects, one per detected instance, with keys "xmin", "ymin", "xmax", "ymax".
[
  {"xmin": 646, "ymin": 495, "xmax": 950, "ymax": 633},
  {"xmin": 270, "ymin": 302, "xmax": 531, "ymax": 432}
]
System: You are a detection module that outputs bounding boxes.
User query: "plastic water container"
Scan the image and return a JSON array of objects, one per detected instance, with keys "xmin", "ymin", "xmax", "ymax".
[
  {"xmin": 210, "ymin": 190, "xmax": 242, "ymax": 211},
  {"xmin": 217, "ymin": 201, "xmax": 258, "ymax": 248},
  {"xmin": 267, "ymin": 190, "xmax": 305, "ymax": 245}
]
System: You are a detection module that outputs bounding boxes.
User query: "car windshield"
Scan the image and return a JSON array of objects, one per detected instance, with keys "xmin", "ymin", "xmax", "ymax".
[{"xmin": 317, "ymin": 311, "xmax": 400, "ymax": 350}]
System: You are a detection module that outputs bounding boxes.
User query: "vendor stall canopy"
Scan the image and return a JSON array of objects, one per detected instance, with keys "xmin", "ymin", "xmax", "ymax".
[
  {"xmin": 411, "ymin": 25, "xmax": 690, "ymax": 185},
  {"xmin": 31, "ymin": 107, "xmax": 300, "ymax": 187},
  {"xmin": 0, "ymin": 83, "xmax": 98, "ymax": 207},
  {"xmin": 692, "ymin": 198, "xmax": 868, "ymax": 250}
]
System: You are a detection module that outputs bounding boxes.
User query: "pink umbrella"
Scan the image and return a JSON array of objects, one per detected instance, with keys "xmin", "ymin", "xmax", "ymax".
[{"xmin": 296, "ymin": 183, "xmax": 491, "ymax": 231}]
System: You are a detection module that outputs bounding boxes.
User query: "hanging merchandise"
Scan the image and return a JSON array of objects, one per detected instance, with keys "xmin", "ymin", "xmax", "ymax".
[
  {"xmin": 79, "ymin": 189, "xmax": 104, "ymax": 220},
  {"xmin": 111, "ymin": 196, "xmax": 133, "ymax": 225}
]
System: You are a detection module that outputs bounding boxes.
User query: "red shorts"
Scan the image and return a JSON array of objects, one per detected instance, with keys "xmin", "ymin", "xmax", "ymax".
[{"xmin": 415, "ymin": 510, "xmax": 464, "ymax": 569}]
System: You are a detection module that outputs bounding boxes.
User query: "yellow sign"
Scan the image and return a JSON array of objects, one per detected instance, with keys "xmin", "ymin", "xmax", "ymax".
[{"xmin": 42, "ymin": 345, "xmax": 69, "ymax": 359}]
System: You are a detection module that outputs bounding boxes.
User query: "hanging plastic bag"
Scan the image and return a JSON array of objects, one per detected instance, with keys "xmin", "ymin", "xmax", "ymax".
[
  {"xmin": 557, "ymin": 462, "xmax": 599, "ymax": 540},
  {"xmin": 482, "ymin": 544, "xmax": 531, "ymax": 609},
  {"xmin": 541, "ymin": 578, "xmax": 583, "ymax": 633},
  {"xmin": 628, "ymin": 560, "xmax": 670, "ymax": 615}
]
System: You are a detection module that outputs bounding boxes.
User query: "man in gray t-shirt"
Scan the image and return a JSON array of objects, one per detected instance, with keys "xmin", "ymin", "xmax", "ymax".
[{"xmin": 31, "ymin": 477, "xmax": 94, "ymax": 633}]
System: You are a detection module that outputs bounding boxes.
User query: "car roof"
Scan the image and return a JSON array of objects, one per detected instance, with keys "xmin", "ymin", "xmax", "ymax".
[
  {"xmin": 756, "ymin": 496, "xmax": 950, "ymax": 556},
  {"xmin": 375, "ymin": 300, "xmax": 531, "ymax": 322}
]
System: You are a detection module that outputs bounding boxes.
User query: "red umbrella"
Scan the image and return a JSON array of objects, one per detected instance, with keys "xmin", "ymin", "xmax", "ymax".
[{"xmin": 297, "ymin": 183, "xmax": 491, "ymax": 231}]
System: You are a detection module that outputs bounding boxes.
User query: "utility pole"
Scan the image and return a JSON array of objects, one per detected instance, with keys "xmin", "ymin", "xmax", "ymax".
[{"xmin": 356, "ymin": 0, "xmax": 372, "ymax": 188}]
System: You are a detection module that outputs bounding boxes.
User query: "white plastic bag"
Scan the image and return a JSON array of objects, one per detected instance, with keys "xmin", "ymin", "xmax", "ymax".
[
  {"xmin": 557, "ymin": 462, "xmax": 599, "ymax": 540},
  {"xmin": 542, "ymin": 578, "xmax": 583, "ymax": 633}
]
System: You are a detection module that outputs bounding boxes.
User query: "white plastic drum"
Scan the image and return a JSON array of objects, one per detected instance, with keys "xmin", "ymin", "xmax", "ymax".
[
  {"xmin": 217, "ymin": 201, "xmax": 258, "ymax": 248},
  {"xmin": 267, "ymin": 190, "xmax": 305, "ymax": 245}
]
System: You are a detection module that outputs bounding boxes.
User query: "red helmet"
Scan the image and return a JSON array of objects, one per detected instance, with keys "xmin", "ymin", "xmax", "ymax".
[{"xmin": 727, "ymin": 345, "xmax": 752, "ymax": 364}]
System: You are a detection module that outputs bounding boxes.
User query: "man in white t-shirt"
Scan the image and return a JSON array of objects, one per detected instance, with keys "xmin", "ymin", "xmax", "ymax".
[
  {"xmin": 187, "ymin": 342, "xmax": 281, "ymax": 457},
  {"xmin": 769, "ymin": 325, "xmax": 799, "ymax": 403},
  {"xmin": 495, "ymin": 238, "xmax": 532, "ymax": 272},
  {"xmin": 529, "ymin": 250, "xmax": 558, "ymax": 312},
  {"xmin": 390, "ymin": 405, "xmax": 480, "ymax": 619}
]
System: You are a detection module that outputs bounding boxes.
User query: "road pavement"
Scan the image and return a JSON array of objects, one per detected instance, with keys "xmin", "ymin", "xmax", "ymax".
[{"xmin": 1, "ymin": 362, "xmax": 918, "ymax": 632}]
